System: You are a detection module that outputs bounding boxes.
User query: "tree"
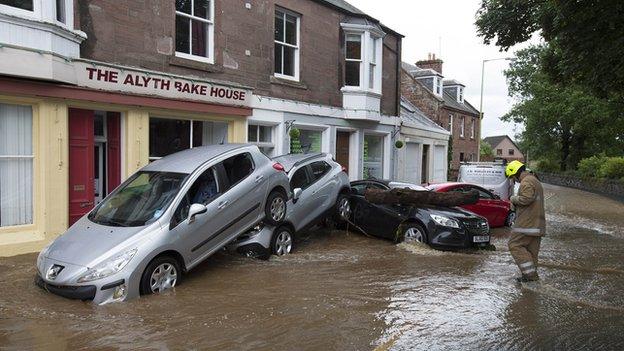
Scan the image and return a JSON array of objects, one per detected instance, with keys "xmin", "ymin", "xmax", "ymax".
[
  {"xmin": 480, "ymin": 139, "xmax": 494, "ymax": 159},
  {"xmin": 502, "ymin": 46, "xmax": 623, "ymax": 171},
  {"xmin": 476, "ymin": 0, "xmax": 624, "ymax": 99}
]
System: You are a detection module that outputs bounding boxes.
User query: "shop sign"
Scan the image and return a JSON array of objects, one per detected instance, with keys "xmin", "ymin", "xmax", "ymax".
[{"xmin": 74, "ymin": 62, "xmax": 251, "ymax": 107}]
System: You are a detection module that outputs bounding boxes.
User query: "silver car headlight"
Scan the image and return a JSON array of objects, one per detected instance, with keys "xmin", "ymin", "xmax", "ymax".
[
  {"xmin": 77, "ymin": 249, "xmax": 137, "ymax": 283},
  {"xmin": 431, "ymin": 214, "xmax": 460, "ymax": 228},
  {"xmin": 36, "ymin": 242, "xmax": 53, "ymax": 273}
]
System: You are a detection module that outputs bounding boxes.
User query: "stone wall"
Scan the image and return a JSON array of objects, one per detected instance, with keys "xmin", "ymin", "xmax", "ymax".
[{"xmin": 539, "ymin": 172, "xmax": 624, "ymax": 200}]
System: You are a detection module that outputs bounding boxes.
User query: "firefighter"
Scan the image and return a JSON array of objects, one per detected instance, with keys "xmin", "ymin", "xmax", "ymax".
[{"xmin": 506, "ymin": 160, "xmax": 546, "ymax": 282}]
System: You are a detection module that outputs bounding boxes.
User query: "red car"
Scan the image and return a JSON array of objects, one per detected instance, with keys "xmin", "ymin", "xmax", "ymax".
[{"xmin": 427, "ymin": 182, "xmax": 515, "ymax": 228}]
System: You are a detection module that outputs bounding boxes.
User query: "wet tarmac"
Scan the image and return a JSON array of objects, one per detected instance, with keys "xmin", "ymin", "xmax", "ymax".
[{"xmin": 1, "ymin": 184, "xmax": 623, "ymax": 350}]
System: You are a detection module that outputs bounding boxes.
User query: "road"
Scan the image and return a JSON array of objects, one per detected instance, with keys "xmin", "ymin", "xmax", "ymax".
[{"xmin": 1, "ymin": 183, "xmax": 623, "ymax": 350}]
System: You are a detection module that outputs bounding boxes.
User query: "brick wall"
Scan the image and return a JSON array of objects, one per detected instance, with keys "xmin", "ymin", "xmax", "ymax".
[
  {"xmin": 77, "ymin": 0, "xmax": 401, "ymax": 114},
  {"xmin": 401, "ymin": 67, "xmax": 481, "ymax": 171},
  {"xmin": 447, "ymin": 109, "xmax": 479, "ymax": 170},
  {"xmin": 400, "ymin": 69, "xmax": 443, "ymax": 122}
]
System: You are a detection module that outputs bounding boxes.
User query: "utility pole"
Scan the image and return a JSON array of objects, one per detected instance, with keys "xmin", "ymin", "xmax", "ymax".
[{"xmin": 477, "ymin": 57, "xmax": 514, "ymax": 162}]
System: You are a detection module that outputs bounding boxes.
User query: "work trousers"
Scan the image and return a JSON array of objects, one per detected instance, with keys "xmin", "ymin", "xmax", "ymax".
[{"xmin": 508, "ymin": 233, "xmax": 542, "ymax": 277}]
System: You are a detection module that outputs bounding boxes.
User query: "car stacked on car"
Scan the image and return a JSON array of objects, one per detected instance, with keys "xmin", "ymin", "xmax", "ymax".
[{"xmin": 36, "ymin": 144, "xmax": 493, "ymax": 304}]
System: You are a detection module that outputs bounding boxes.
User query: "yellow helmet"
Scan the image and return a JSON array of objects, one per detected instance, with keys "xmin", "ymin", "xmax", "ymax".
[{"xmin": 505, "ymin": 160, "xmax": 525, "ymax": 178}]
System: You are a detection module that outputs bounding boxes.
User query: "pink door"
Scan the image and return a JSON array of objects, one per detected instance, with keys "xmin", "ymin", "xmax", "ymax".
[{"xmin": 69, "ymin": 108, "xmax": 95, "ymax": 226}]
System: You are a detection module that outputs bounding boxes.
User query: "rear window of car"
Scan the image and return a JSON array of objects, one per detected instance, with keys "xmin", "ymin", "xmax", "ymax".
[
  {"xmin": 222, "ymin": 153, "xmax": 254, "ymax": 188},
  {"xmin": 291, "ymin": 167, "xmax": 311, "ymax": 190},
  {"xmin": 310, "ymin": 161, "xmax": 332, "ymax": 180}
]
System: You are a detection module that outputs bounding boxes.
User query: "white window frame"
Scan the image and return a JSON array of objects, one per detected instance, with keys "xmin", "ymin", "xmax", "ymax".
[
  {"xmin": 0, "ymin": 0, "xmax": 40, "ymax": 19},
  {"xmin": 274, "ymin": 8, "xmax": 300, "ymax": 82},
  {"xmin": 458, "ymin": 86, "xmax": 464, "ymax": 103},
  {"xmin": 247, "ymin": 123, "xmax": 275, "ymax": 153},
  {"xmin": 344, "ymin": 32, "xmax": 363, "ymax": 88},
  {"xmin": 175, "ymin": 0, "xmax": 215, "ymax": 64},
  {"xmin": 341, "ymin": 23, "xmax": 384, "ymax": 94},
  {"xmin": 362, "ymin": 132, "xmax": 388, "ymax": 180},
  {"xmin": 470, "ymin": 118, "xmax": 475, "ymax": 139},
  {"xmin": 460, "ymin": 116, "xmax": 465, "ymax": 138},
  {"xmin": 448, "ymin": 114, "xmax": 454, "ymax": 135}
]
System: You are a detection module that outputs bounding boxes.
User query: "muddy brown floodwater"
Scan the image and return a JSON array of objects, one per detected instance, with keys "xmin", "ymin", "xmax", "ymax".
[{"xmin": 1, "ymin": 184, "xmax": 624, "ymax": 350}]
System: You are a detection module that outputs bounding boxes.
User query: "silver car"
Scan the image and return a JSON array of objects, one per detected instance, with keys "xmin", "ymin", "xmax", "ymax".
[
  {"xmin": 36, "ymin": 144, "xmax": 291, "ymax": 304},
  {"xmin": 228, "ymin": 153, "xmax": 351, "ymax": 258}
]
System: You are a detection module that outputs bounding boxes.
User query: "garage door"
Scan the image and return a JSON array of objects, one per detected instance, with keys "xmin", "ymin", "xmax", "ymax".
[
  {"xmin": 404, "ymin": 143, "xmax": 420, "ymax": 184},
  {"xmin": 433, "ymin": 145, "xmax": 446, "ymax": 182}
]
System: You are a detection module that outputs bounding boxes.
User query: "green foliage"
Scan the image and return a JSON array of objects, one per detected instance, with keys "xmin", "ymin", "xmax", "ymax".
[
  {"xmin": 577, "ymin": 155, "xmax": 608, "ymax": 178},
  {"xmin": 395, "ymin": 140, "xmax": 404, "ymax": 149},
  {"xmin": 502, "ymin": 46, "xmax": 624, "ymax": 171},
  {"xmin": 597, "ymin": 157, "xmax": 624, "ymax": 179},
  {"xmin": 480, "ymin": 140, "xmax": 494, "ymax": 159},
  {"xmin": 535, "ymin": 159, "xmax": 559, "ymax": 173},
  {"xmin": 476, "ymin": 0, "xmax": 624, "ymax": 98}
]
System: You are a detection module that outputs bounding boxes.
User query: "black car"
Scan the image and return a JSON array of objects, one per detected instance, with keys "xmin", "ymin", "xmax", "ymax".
[{"xmin": 348, "ymin": 180, "xmax": 490, "ymax": 249}]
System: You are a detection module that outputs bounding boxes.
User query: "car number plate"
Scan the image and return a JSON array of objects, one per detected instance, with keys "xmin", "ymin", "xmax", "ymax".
[{"xmin": 473, "ymin": 235, "xmax": 490, "ymax": 243}]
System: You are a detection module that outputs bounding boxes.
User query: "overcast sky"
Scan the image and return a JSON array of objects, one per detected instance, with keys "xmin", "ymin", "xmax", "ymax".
[{"xmin": 348, "ymin": 0, "xmax": 532, "ymax": 139}]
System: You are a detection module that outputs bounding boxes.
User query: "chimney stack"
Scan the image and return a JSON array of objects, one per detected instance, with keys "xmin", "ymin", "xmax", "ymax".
[{"xmin": 417, "ymin": 53, "xmax": 443, "ymax": 74}]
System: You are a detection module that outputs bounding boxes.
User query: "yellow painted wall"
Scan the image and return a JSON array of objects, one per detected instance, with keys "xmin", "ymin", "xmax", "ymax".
[
  {"xmin": 0, "ymin": 98, "xmax": 69, "ymax": 257},
  {"xmin": 0, "ymin": 96, "xmax": 249, "ymax": 257}
]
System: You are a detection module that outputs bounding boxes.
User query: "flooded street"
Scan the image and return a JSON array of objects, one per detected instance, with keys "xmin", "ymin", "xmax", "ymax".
[{"xmin": 1, "ymin": 183, "xmax": 623, "ymax": 350}]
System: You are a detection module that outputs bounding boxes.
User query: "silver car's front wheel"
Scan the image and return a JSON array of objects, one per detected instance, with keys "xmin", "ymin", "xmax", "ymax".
[
  {"xmin": 271, "ymin": 227, "xmax": 293, "ymax": 256},
  {"xmin": 150, "ymin": 263, "xmax": 178, "ymax": 293},
  {"xmin": 140, "ymin": 256, "xmax": 181, "ymax": 296}
]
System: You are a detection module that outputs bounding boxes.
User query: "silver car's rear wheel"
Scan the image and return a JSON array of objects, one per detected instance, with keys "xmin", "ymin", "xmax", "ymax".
[
  {"xmin": 265, "ymin": 191, "xmax": 287, "ymax": 226},
  {"xmin": 150, "ymin": 263, "xmax": 178, "ymax": 293},
  {"xmin": 270, "ymin": 197, "xmax": 286, "ymax": 222},
  {"xmin": 271, "ymin": 227, "xmax": 293, "ymax": 256}
]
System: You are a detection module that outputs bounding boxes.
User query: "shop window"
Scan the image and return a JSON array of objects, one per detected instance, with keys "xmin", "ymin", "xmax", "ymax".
[
  {"xmin": 0, "ymin": 103, "xmax": 33, "ymax": 227},
  {"xmin": 176, "ymin": 0, "xmax": 214, "ymax": 63},
  {"xmin": 363, "ymin": 134, "xmax": 384, "ymax": 179},
  {"xmin": 345, "ymin": 34, "xmax": 362, "ymax": 87},
  {"xmin": 290, "ymin": 129, "xmax": 322, "ymax": 154},
  {"xmin": 274, "ymin": 8, "xmax": 300, "ymax": 80},
  {"xmin": 248, "ymin": 124, "xmax": 274, "ymax": 156},
  {"xmin": 0, "ymin": 0, "xmax": 33, "ymax": 11},
  {"xmin": 149, "ymin": 117, "xmax": 227, "ymax": 160}
]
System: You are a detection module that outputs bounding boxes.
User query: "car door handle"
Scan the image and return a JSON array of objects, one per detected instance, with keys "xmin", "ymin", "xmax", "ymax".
[
  {"xmin": 254, "ymin": 175, "xmax": 265, "ymax": 183},
  {"xmin": 217, "ymin": 201, "xmax": 229, "ymax": 210}
]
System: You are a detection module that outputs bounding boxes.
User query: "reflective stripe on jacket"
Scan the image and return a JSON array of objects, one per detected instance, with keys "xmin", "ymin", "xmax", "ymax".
[{"xmin": 510, "ymin": 174, "xmax": 546, "ymax": 236}]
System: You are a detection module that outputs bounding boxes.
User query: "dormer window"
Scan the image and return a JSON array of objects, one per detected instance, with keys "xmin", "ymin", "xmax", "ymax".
[
  {"xmin": 458, "ymin": 87, "xmax": 464, "ymax": 103},
  {"xmin": 433, "ymin": 76, "xmax": 443, "ymax": 96}
]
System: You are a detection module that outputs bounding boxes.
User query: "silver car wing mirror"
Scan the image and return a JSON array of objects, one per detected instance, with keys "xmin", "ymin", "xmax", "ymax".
[
  {"xmin": 188, "ymin": 203, "xmax": 208, "ymax": 224},
  {"xmin": 293, "ymin": 188, "xmax": 302, "ymax": 203}
]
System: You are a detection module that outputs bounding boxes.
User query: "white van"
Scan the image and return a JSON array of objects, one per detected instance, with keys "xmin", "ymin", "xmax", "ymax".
[{"xmin": 458, "ymin": 162, "xmax": 515, "ymax": 200}]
